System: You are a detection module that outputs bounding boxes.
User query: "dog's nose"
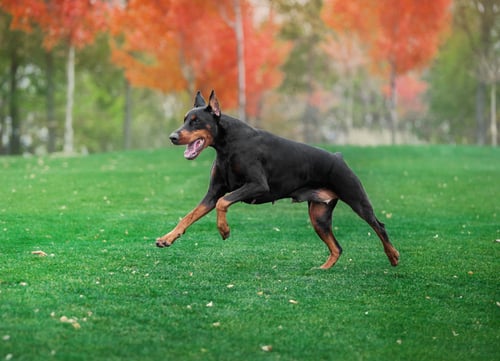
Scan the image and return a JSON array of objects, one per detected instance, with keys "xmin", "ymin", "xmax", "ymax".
[{"xmin": 169, "ymin": 132, "xmax": 180, "ymax": 144}]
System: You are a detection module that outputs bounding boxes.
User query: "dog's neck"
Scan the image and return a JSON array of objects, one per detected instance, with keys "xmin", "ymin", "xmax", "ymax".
[{"xmin": 211, "ymin": 114, "xmax": 256, "ymax": 154}]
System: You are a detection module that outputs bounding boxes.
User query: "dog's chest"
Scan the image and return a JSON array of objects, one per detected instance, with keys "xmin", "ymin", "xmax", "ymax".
[{"xmin": 216, "ymin": 154, "xmax": 252, "ymax": 190}]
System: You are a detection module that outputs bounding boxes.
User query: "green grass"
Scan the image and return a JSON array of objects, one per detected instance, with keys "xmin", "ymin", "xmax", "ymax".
[{"xmin": 0, "ymin": 145, "xmax": 498, "ymax": 361}]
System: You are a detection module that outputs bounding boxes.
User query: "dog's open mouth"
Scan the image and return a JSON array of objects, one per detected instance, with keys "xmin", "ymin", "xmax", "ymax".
[{"xmin": 184, "ymin": 138, "xmax": 205, "ymax": 160}]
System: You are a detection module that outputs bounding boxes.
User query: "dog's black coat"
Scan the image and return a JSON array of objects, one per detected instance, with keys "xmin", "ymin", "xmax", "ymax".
[{"xmin": 157, "ymin": 90, "xmax": 399, "ymax": 269}]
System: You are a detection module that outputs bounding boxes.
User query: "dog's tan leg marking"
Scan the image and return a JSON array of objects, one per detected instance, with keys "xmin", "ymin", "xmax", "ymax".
[
  {"xmin": 373, "ymin": 228, "xmax": 400, "ymax": 266},
  {"xmin": 315, "ymin": 189, "xmax": 338, "ymax": 204},
  {"xmin": 156, "ymin": 203, "xmax": 213, "ymax": 247},
  {"xmin": 215, "ymin": 197, "xmax": 231, "ymax": 240},
  {"xmin": 308, "ymin": 201, "xmax": 342, "ymax": 269}
]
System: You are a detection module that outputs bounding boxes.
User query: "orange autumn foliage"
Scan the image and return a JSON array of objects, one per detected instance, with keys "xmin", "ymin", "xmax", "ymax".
[
  {"xmin": 2, "ymin": 0, "xmax": 107, "ymax": 49},
  {"xmin": 109, "ymin": 0, "xmax": 289, "ymax": 117},
  {"xmin": 109, "ymin": 0, "xmax": 186, "ymax": 92},
  {"xmin": 322, "ymin": 0, "xmax": 451, "ymax": 76}
]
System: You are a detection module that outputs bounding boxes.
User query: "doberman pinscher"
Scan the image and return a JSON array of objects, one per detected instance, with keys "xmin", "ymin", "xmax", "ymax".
[{"xmin": 156, "ymin": 90, "xmax": 399, "ymax": 269}]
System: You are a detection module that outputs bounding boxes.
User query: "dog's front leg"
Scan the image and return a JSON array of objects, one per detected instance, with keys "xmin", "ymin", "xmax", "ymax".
[
  {"xmin": 215, "ymin": 197, "xmax": 231, "ymax": 240},
  {"xmin": 215, "ymin": 181, "xmax": 270, "ymax": 240},
  {"xmin": 157, "ymin": 163, "xmax": 227, "ymax": 247},
  {"xmin": 156, "ymin": 202, "xmax": 214, "ymax": 247}
]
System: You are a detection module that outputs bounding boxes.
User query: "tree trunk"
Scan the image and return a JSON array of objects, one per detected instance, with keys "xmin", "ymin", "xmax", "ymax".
[
  {"xmin": 345, "ymin": 75, "xmax": 354, "ymax": 132},
  {"xmin": 475, "ymin": 80, "xmax": 487, "ymax": 146},
  {"xmin": 233, "ymin": 0, "xmax": 246, "ymax": 122},
  {"xmin": 304, "ymin": 45, "xmax": 315, "ymax": 144},
  {"xmin": 388, "ymin": 63, "xmax": 398, "ymax": 145},
  {"xmin": 491, "ymin": 82, "xmax": 497, "ymax": 147},
  {"xmin": 64, "ymin": 45, "xmax": 75, "ymax": 154},
  {"xmin": 46, "ymin": 51, "xmax": 57, "ymax": 153},
  {"xmin": 0, "ymin": 104, "xmax": 4, "ymax": 154},
  {"xmin": 123, "ymin": 78, "xmax": 132, "ymax": 150},
  {"xmin": 9, "ymin": 43, "xmax": 21, "ymax": 155}
]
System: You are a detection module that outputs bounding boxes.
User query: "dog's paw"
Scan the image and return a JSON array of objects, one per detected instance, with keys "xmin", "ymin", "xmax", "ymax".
[
  {"xmin": 388, "ymin": 251, "xmax": 400, "ymax": 267},
  {"xmin": 217, "ymin": 223, "xmax": 231, "ymax": 240},
  {"xmin": 155, "ymin": 232, "xmax": 179, "ymax": 248},
  {"xmin": 383, "ymin": 246, "xmax": 400, "ymax": 266},
  {"xmin": 155, "ymin": 238, "xmax": 171, "ymax": 248}
]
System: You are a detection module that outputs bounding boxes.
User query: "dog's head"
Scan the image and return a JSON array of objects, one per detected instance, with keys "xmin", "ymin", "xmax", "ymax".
[{"xmin": 169, "ymin": 90, "xmax": 221, "ymax": 160}]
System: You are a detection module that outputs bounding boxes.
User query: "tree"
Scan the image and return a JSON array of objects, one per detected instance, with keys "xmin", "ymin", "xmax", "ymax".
[
  {"xmin": 0, "ymin": 2, "xmax": 45, "ymax": 154},
  {"xmin": 217, "ymin": 1, "xmax": 289, "ymax": 121},
  {"xmin": 109, "ymin": 0, "xmax": 185, "ymax": 92},
  {"xmin": 244, "ymin": 10, "xmax": 289, "ymax": 122},
  {"xmin": 455, "ymin": 0, "xmax": 499, "ymax": 146},
  {"xmin": 276, "ymin": 0, "xmax": 332, "ymax": 142},
  {"xmin": 322, "ymin": 0, "xmax": 451, "ymax": 144},
  {"xmin": 217, "ymin": 0, "xmax": 247, "ymax": 121},
  {"xmin": 4, "ymin": 20, "xmax": 22, "ymax": 154},
  {"xmin": 110, "ymin": 0, "xmax": 288, "ymax": 122},
  {"xmin": 2, "ymin": 0, "xmax": 108, "ymax": 153},
  {"xmin": 43, "ymin": 0, "xmax": 108, "ymax": 153}
]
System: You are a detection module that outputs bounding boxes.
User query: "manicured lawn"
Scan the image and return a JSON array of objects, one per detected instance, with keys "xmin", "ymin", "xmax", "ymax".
[{"xmin": 0, "ymin": 145, "xmax": 498, "ymax": 361}]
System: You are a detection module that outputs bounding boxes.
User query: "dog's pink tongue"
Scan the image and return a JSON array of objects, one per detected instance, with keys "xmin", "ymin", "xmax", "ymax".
[{"xmin": 184, "ymin": 139, "xmax": 204, "ymax": 159}]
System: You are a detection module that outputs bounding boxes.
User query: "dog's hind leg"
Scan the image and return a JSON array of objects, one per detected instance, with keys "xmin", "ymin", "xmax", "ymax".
[
  {"xmin": 308, "ymin": 200, "xmax": 342, "ymax": 269},
  {"xmin": 371, "ymin": 218, "xmax": 399, "ymax": 266},
  {"xmin": 345, "ymin": 197, "xmax": 399, "ymax": 267}
]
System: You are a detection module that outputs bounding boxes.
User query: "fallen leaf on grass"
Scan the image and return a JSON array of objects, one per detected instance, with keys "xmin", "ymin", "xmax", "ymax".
[
  {"xmin": 206, "ymin": 301, "xmax": 213, "ymax": 307},
  {"xmin": 261, "ymin": 345, "xmax": 272, "ymax": 352},
  {"xmin": 32, "ymin": 250, "xmax": 48, "ymax": 257},
  {"xmin": 60, "ymin": 316, "xmax": 81, "ymax": 329},
  {"xmin": 289, "ymin": 299, "xmax": 299, "ymax": 304}
]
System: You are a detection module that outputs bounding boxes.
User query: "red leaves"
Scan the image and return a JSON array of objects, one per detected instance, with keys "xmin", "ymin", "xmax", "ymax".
[
  {"xmin": 44, "ymin": 0, "xmax": 108, "ymax": 49},
  {"xmin": 2, "ymin": 0, "xmax": 108, "ymax": 49},
  {"xmin": 1, "ymin": 0, "xmax": 47, "ymax": 32},
  {"xmin": 322, "ymin": 0, "xmax": 451, "ymax": 76},
  {"xmin": 3, "ymin": 0, "xmax": 288, "ymax": 117},
  {"xmin": 109, "ymin": 0, "xmax": 289, "ymax": 117},
  {"xmin": 375, "ymin": 0, "xmax": 451, "ymax": 74},
  {"xmin": 109, "ymin": 0, "xmax": 185, "ymax": 92}
]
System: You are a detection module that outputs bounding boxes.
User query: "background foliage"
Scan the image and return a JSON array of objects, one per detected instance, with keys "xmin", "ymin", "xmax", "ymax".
[{"xmin": 0, "ymin": 0, "xmax": 498, "ymax": 155}]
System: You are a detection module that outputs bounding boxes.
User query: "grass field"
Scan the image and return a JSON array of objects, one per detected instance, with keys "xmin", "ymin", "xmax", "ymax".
[{"xmin": 0, "ymin": 145, "xmax": 498, "ymax": 361}]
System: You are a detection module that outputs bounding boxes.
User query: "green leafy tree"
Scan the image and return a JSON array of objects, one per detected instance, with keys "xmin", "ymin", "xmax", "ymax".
[
  {"xmin": 455, "ymin": 0, "xmax": 499, "ymax": 146},
  {"xmin": 0, "ymin": 9, "xmax": 47, "ymax": 154},
  {"xmin": 275, "ymin": 0, "xmax": 333, "ymax": 143},
  {"xmin": 425, "ymin": 31, "xmax": 476, "ymax": 143}
]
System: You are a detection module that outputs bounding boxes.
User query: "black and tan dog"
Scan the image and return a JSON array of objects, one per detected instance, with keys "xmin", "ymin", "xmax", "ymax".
[{"xmin": 156, "ymin": 90, "xmax": 399, "ymax": 269}]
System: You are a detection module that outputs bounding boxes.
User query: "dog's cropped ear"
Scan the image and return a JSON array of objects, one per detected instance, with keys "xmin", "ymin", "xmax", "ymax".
[
  {"xmin": 194, "ymin": 91, "xmax": 206, "ymax": 107},
  {"xmin": 208, "ymin": 90, "xmax": 221, "ymax": 117}
]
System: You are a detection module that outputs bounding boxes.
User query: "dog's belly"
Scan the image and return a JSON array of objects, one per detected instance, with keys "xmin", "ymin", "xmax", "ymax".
[
  {"xmin": 241, "ymin": 187, "xmax": 337, "ymax": 205},
  {"xmin": 242, "ymin": 193, "xmax": 280, "ymax": 204}
]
